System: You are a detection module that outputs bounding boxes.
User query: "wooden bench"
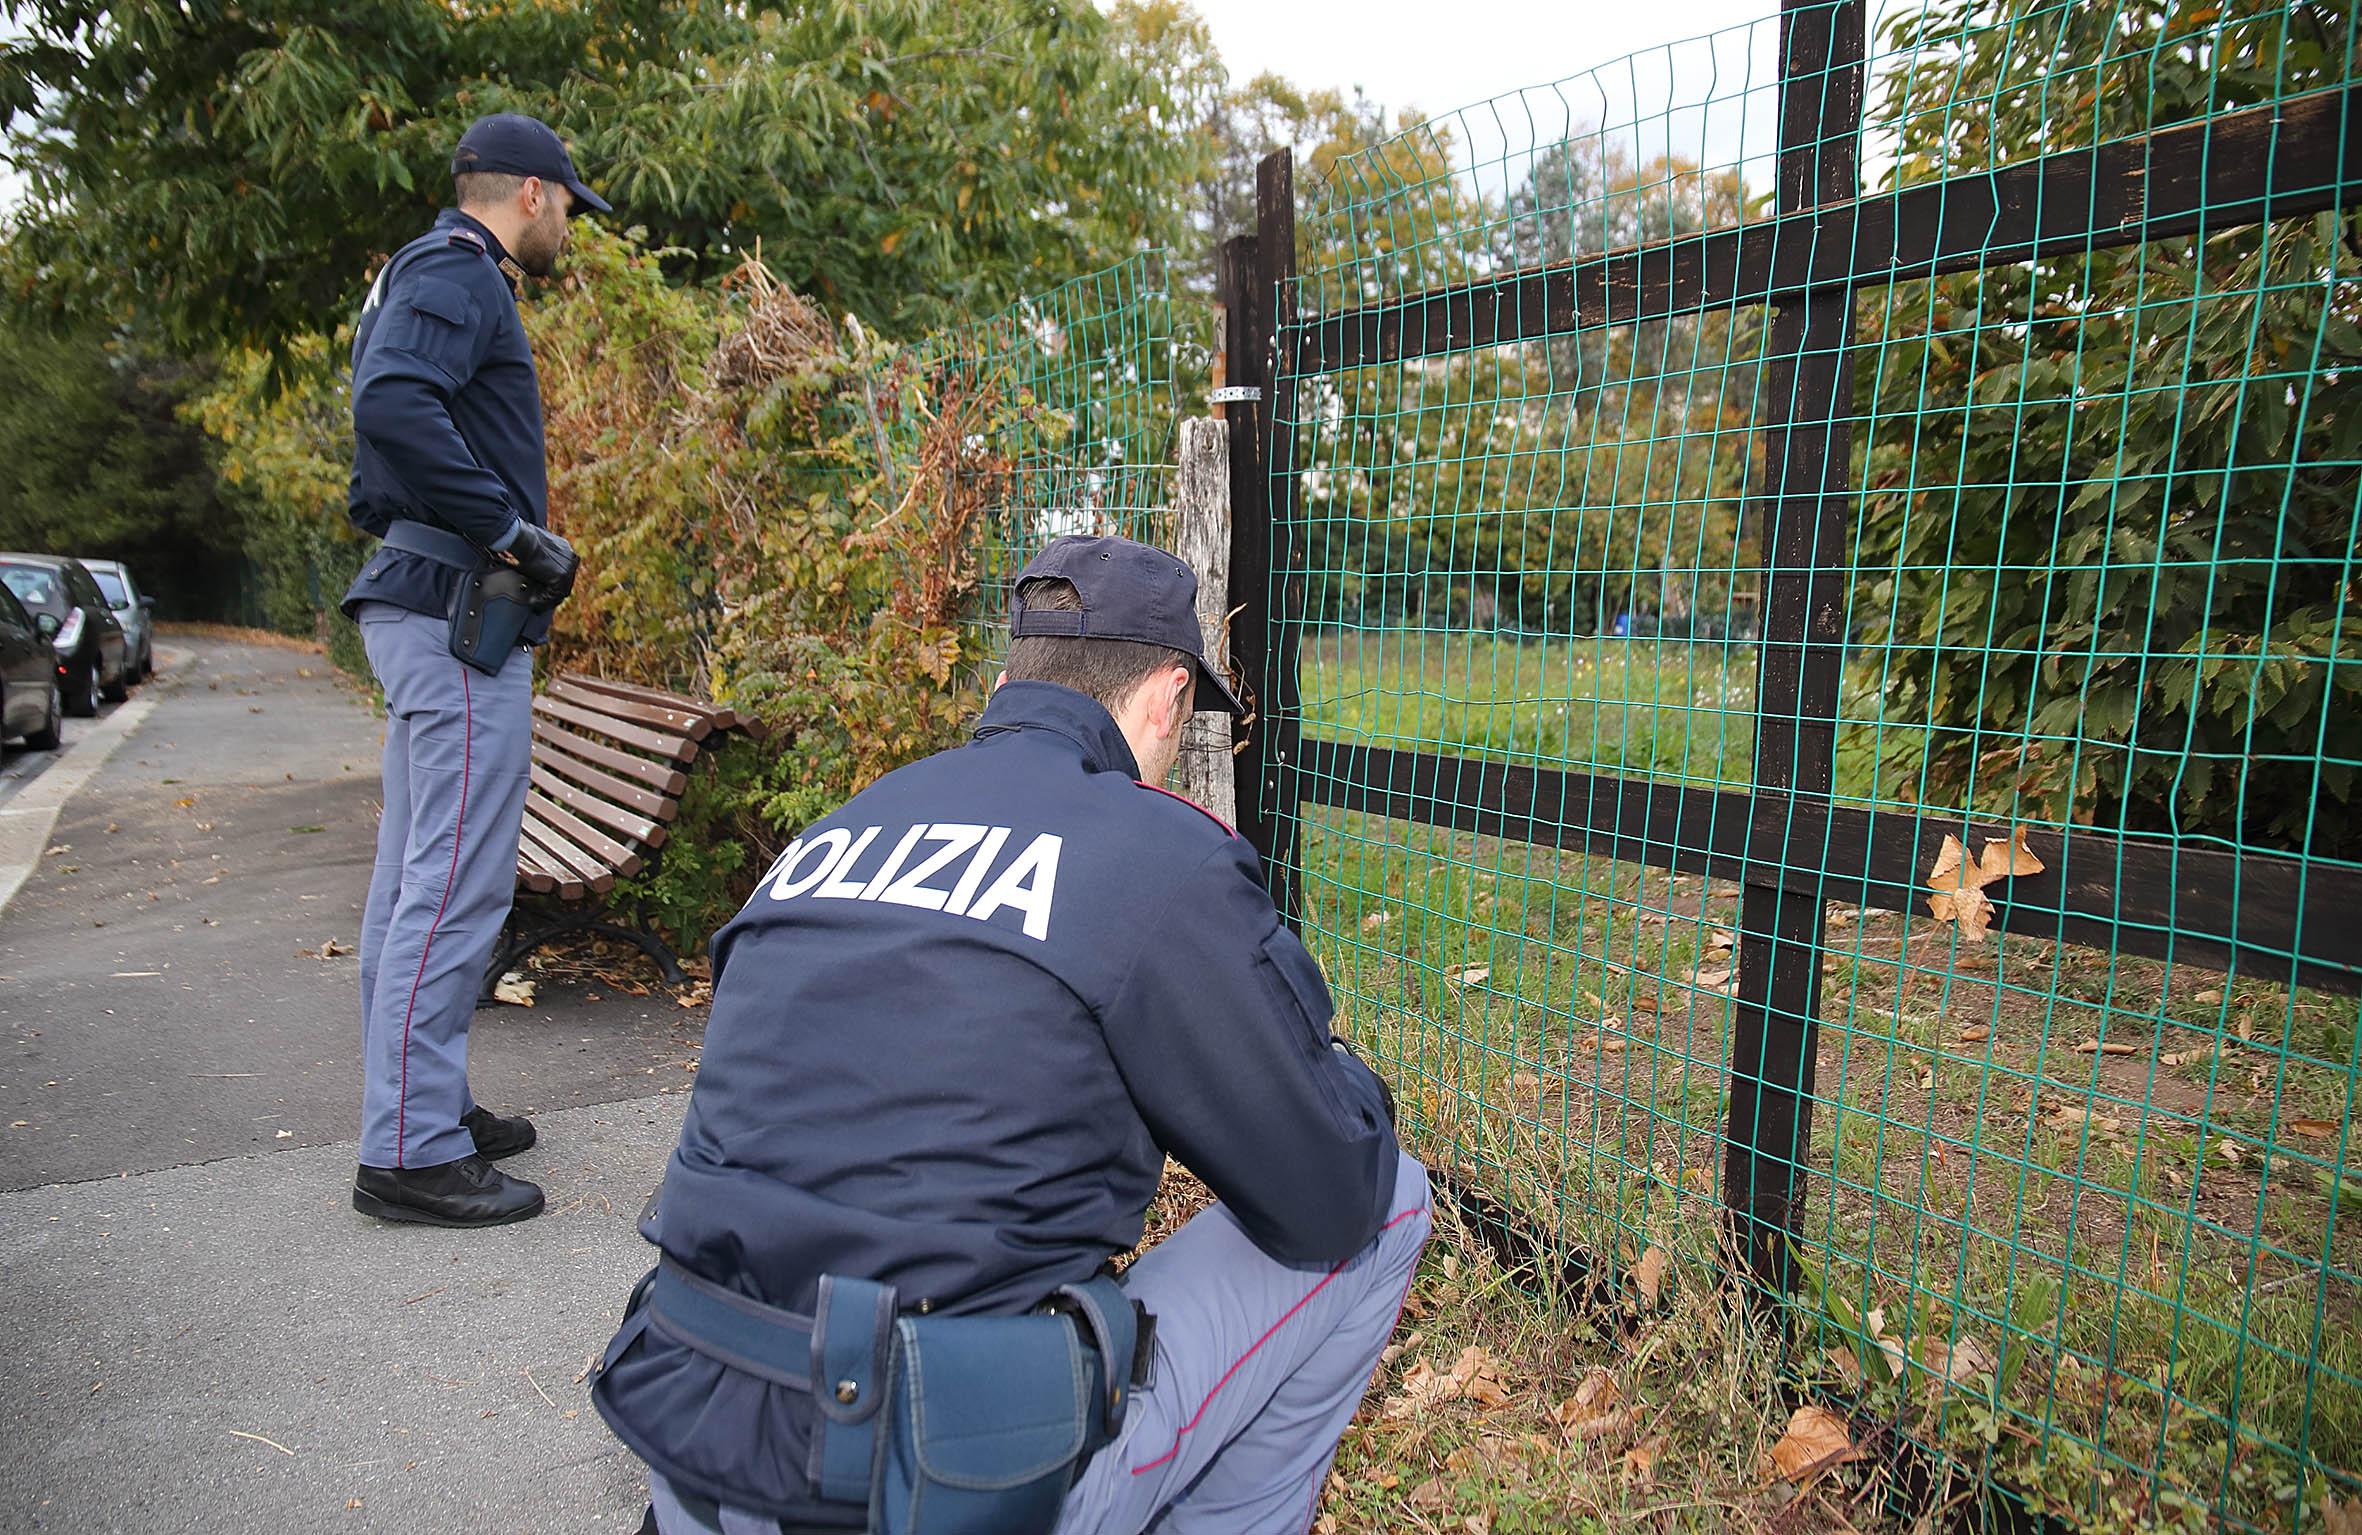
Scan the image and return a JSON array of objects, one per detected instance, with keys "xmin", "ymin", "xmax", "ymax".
[{"xmin": 477, "ymin": 672, "xmax": 755, "ymax": 1005}]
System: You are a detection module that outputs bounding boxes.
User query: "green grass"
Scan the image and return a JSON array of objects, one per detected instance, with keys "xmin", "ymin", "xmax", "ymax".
[{"xmin": 1291, "ymin": 631, "xmax": 2361, "ymax": 1532}]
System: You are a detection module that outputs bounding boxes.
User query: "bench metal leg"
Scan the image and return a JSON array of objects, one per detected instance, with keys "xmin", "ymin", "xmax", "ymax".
[{"xmin": 476, "ymin": 907, "xmax": 687, "ymax": 1008}]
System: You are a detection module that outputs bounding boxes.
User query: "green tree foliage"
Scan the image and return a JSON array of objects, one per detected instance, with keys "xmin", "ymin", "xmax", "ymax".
[
  {"xmin": 1855, "ymin": 0, "xmax": 2362, "ymax": 855},
  {"xmin": 2, "ymin": 0, "xmax": 1201, "ymax": 355},
  {"xmin": 0, "ymin": 319, "xmax": 239, "ymax": 617},
  {"xmin": 1295, "ymin": 138, "xmax": 1762, "ymax": 636}
]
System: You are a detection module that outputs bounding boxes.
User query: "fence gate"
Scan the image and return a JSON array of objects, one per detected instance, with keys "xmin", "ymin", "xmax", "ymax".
[{"xmin": 1218, "ymin": 0, "xmax": 2362, "ymax": 1524}]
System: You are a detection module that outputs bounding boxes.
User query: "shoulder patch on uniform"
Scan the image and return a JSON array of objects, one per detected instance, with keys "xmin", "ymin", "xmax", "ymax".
[
  {"xmin": 1136, "ymin": 782, "xmax": 1238, "ymax": 838},
  {"xmin": 446, "ymin": 226, "xmax": 486, "ymax": 252}
]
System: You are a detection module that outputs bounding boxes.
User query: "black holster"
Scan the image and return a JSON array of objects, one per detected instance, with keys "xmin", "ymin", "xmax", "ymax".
[{"xmin": 448, "ymin": 563, "xmax": 537, "ymax": 677}]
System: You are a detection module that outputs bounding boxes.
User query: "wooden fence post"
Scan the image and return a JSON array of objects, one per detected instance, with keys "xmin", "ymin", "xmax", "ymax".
[
  {"xmin": 1724, "ymin": 0, "xmax": 1866, "ymax": 1301},
  {"xmin": 1173, "ymin": 418, "xmax": 1237, "ymax": 825}
]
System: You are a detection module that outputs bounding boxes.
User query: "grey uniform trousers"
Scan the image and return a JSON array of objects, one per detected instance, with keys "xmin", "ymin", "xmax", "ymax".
[
  {"xmin": 355, "ymin": 602, "xmax": 534, "ymax": 1169},
  {"xmin": 650, "ymin": 1150, "xmax": 1433, "ymax": 1535}
]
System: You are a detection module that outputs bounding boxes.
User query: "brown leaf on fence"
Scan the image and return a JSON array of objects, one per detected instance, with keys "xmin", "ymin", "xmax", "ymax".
[
  {"xmin": 1768, "ymin": 1405, "xmax": 1859, "ymax": 1483},
  {"xmin": 1925, "ymin": 828, "xmax": 2046, "ymax": 942}
]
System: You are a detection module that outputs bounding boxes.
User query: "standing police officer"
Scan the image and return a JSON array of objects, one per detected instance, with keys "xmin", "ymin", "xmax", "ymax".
[
  {"xmin": 343, "ymin": 114, "xmax": 607, "ymax": 1228},
  {"xmin": 594, "ymin": 535, "xmax": 1433, "ymax": 1535}
]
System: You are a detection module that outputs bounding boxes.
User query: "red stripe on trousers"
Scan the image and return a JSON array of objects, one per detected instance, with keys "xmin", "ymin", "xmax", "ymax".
[{"xmin": 1129, "ymin": 1201, "xmax": 1433, "ymax": 1477}]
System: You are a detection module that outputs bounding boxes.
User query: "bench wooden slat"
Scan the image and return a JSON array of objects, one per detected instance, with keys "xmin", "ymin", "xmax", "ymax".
[
  {"xmin": 560, "ymin": 671, "xmax": 763, "ymax": 739},
  {"xmin": 535, "ymin": 740, "xmax": 680, "ymax": 821},
  {"xmin": 548, "ymin": 677, "xmax": 713, "ymax": 741},
  {"xmin": 525, "ymin": 787, "xmax": 647, "ymax": 879},
  {"xmin": 521, "ymin": 806, "xmax": 623, "ymax": 890},
  {"xmin": 530, "ymin": 717, "xmax": 691, "ymax": 795},
  {"xmin": 559, "ymin": 671, "xmax": 732, "ymax": 725},
  {"xmin": 513, "ymin": 834, "xmax": 589, "ymax": 900},
  {"xmin": 530, "ymin": 761, "xmax": 669, "ymax": 850},
  {"xmin": 534, "ymin": 694, "xmax": 701, "ymax": 762}
]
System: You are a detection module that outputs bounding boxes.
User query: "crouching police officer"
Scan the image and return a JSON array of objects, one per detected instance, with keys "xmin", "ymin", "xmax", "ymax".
[
  {"xmin": 342, "ymin": 114, "xmax": 609, "ymax": 1227},
  {"xmin": 594, "ymin": 534, "xmax": 1433, "ymax": 1535}
]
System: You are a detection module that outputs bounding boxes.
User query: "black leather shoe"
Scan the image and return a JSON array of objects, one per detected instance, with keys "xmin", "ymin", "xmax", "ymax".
[
  {"xmin": 462, "ymin": 1104, "xmax": 538, "ymax": 1160},
  {"xmin": 353, "ymin": 1154, "xmax": 545, "ymax": 1227}
]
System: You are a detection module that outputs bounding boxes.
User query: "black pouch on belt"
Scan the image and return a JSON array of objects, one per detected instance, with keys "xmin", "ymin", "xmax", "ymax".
[{"xmin": 447, "ymin": 563, "xmax": 536, "ymax": 676}]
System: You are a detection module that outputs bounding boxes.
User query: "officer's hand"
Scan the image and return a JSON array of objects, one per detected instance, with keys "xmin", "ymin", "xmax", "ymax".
[
  {"xmin": 1331, "ymin": 1038, "xmax": 1396, "ymax": 1127},
  {"xmin": 509, "ymin": 522, "xmax": 580, "ymax": 604}
]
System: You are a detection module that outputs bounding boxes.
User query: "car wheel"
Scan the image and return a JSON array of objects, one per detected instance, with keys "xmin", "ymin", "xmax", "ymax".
[
  {"xmin": 24, "ymin": 680, "xmax": 62, "ymax": 751},
  {"xmin": 64, "ymin": 657, "xmax": 99, "ymax": 717},
  {"xmin": 140, "ymin": 644, "xmax": 154, "ymax": 680},
  {"xmin": 101, "ymin": 655, "xmax": 130, "ymax": 703}
]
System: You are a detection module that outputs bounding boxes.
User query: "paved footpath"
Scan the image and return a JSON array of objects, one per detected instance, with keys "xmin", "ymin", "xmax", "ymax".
[{"xmin": 0, "ymin": 637, "xmax": 702, "ymax": 1533}]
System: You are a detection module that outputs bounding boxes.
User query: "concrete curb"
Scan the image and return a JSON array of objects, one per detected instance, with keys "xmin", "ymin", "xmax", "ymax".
[{"xmin": 0, "ymin": 645, "xmax": 187, "ymax": 918}]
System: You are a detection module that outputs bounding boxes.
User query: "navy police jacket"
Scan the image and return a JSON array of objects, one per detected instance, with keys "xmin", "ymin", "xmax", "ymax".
[
  {"xmin": 341, "ymin": 209, "xmax": 552, "ymax": 642},
  {"xmin": 595, "ymin": 681, "xmax": 1399, "ymax": 1515}
]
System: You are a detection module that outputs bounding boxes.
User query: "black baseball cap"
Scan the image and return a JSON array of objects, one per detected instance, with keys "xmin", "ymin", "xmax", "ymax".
[
  {"xmin": 451, "ymin": 113, "xmax": 611, "ymax": 214},
  {"xmin": 1010, "ymin": 535, "xmax": 1245, "ymax": 716}
]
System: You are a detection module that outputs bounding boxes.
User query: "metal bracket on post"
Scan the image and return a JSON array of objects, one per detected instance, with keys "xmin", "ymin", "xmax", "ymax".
[{"xmin": 1207, "ymin": 386, "xmax": 1261, "ymax": 405}]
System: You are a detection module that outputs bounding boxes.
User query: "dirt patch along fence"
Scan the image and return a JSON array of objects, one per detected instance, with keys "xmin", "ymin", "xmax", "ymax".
[{"xmin": 1211, "ymin": 0, "xmax": 2362, "ymax": 1526}]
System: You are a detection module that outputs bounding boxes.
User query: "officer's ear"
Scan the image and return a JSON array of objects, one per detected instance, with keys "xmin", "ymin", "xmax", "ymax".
[{"xmin": 994, "ymin": 669, "xmax": 1009, "ymax": 691}]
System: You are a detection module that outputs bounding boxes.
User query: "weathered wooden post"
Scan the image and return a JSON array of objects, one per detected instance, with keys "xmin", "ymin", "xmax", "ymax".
[{"xmin": 1172, "ymin": 417, "xmax": 1236, "ymax": 825}]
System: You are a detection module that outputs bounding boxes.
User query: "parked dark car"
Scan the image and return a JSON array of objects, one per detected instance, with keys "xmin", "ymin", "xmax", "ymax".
[
  {"xmin": 0, "ymin": 554, "xmax": 130, "ymax": 717},
  {"xmin": 0, "ymin": 582, "xmax": 63, "ymax": 751}
]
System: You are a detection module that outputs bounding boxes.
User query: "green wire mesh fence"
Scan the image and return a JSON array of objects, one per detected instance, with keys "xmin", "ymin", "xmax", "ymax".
[
  {"xmin": 884, "ymin": 251, "xmax": 1175, "ymax": 687},
  {"xmin": 1242, "ymin": 0, "xmax": 2362, "ymax": 1526}
]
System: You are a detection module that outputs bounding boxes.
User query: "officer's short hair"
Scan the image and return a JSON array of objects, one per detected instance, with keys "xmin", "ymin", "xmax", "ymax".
[
  {"xmin": 454, "ymin": 171, "xmax": 530, "ymax": 211},
  {"xmin": 1005, "ymin": 578, "xmax": 1192, "ymax": 713}
]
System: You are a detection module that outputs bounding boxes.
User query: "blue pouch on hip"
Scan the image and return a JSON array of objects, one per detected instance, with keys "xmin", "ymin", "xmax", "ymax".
[{"xmin": 807, "ymin": 1273, "xmax": 1135, "ymax": 1535}]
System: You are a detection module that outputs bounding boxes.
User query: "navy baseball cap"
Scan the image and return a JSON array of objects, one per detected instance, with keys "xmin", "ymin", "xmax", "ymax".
[
  {"xmin": 451, "ymin": 113, "xmax": 611, "ymax": 214},
  {"xmin": 1010, "ymin": 535, "xmax": 1245, "ymax": 716}
]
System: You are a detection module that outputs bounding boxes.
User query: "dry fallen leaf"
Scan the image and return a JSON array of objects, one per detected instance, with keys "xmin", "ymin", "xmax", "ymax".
[
  {"xmin": 2046, "ymin": 1105, "xmax": 2126, "ymax": 1135},
  {"xmin": 2317, "ymin": 1494, "xmax": 2360, "ymax": 1535},
  {"xmin": 1449, "ymin": 966, "xmax": 1491, "ymax": 987},
  {"xmin": 1922, "ymin": 1334, "xmax": 1993, "ymax": 1389},
  {"xmin": 2288, "ymin": 1119, "xmax": 2337, "ymax": 1140},
  {"xmin": 1620, "ymin": 1437, "xmax": 1664, "ymax": 1482},
  {"xmin": 491, "ymin": 973, "xmax": 537, "ymax": 1008},
  {"xmin": 1769, "ymin": 1405, "xmax": 1859, "ymax": 1483},
  {"xmin": 1360, "ymin": 909, "xmax": 1395, "ymax": 932},
  {"xmin": 319, "ymin": 937, "xmax": 352, "ymax": 959},
  {"xmin": 1407, "ymin": 1477, "xmax": 1450, "ymax": 1510},
  {"xmin": 1632, "ymin": 1245, "xmax": 1669, "ymax": 1308},
  {"xmin": 1691, "ymin": 966, "xmax": 1734, "ymax": 990},
  {"xmin": 1956, "ymin": 1026, "xmax": 1991, "ymax": 1045},
  {"xmin": 2073, "ymin": 1039, "xmax": 2138, "ymax": 1056}
]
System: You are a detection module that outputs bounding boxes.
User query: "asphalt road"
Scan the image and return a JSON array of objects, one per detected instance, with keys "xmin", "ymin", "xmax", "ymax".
[{"xmin": 0, "ymin": 636, "xmax": 704, "ymax": 1532}]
